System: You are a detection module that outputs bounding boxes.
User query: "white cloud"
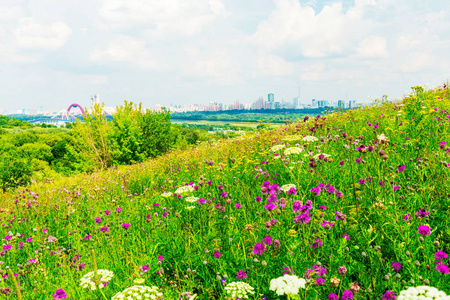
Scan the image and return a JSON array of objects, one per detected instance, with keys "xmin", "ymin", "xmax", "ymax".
[
  {"xmin": 357, "ymin": 36, "xmax": 388, "ymax": 58},
  {"xmin": 90, "ymin": 35, "xmax": 160, "ymax": 70},
  {"xmin": 254, "ymin": 53, "xmax": 293, "ymax": 77},
  {"xmin": 14, "ymin": 18, "xmax": 72, "ymax": 50},
  {"xmin": 0, "ymin": 5, "xmax": 24, "ymax": 22},
  {"xmin": 98, "ymin": 0, "xmax": 226, "ymax": 38}
]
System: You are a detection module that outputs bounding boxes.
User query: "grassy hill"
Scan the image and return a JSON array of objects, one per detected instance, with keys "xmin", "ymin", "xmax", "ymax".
[{"xmin": 1, "ymin": 84, "xmax": 450, "ymax": 299}]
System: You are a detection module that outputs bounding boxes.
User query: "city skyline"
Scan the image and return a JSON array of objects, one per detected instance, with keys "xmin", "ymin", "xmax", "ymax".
[{"xmin": 0, "ymin": 1, "xmax": 449, "ymax": 113}]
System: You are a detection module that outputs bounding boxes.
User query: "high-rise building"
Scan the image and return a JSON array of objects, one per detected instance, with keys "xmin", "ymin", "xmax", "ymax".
[
  {"xmin": 268, "ymin": 93, "xmax": 274, "ymax": 109},
  {"xmin": 338, "ymin": 100, "xmax": 345, "ymax": 109},
  {"xmin": 292, "ymin": 97, "xmax": 299, "ymax": 109}
]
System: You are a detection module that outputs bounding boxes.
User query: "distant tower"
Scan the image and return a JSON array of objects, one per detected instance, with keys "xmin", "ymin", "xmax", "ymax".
[{"xmin": 91, "ymin": 94, "xmax": 100, "ymax": 106}]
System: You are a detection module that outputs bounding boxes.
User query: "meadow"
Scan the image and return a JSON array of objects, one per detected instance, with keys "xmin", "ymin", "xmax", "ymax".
[{"xmin": 1, "ymin": 84, "xmax": 450, "ymax": 299}]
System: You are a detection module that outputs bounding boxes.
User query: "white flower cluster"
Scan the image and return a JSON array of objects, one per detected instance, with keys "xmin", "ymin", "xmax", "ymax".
[
  {"xmin": 398, "ymin": 286, "xmax": 450, "ymax": 300},
  {"xmin": 224, "ymin": 281, "xmax": 255, "ymax": 299},
  {"xmin": 175, "ymin": 186, "xmax": 195, "ymax": 194},
  {"xmin": 185, "ymin": 206, "xmax": 196, "ymax": 210},
  {"xmin": 281, "ymin": 184, "xmax": 296, "ymax": 193},
  {"xmin": 161, "ymin": 191, "xmax": 173, "ymax": 198},
  {"xmin": 269, "ymin": 275, "xmax": 306, "ymax": 296},
  {"xmin": 282, "ymin": 135, "xmax": 304, "ymax": 142},
  {"xmin": 270, "ymin": 145, "xmax": 286, "ymax": 152},
  {"xmin": 313, "ymin": 153, "xmax": 331, "ymax": 160},
  {"xmin": 284, "ymin": 147, "xmax": 303, "ymax": 155},
  {"xmin": 111, "ymin": 285, "xmax": 163, "ymax": 300},
  {"xmin": 377, "ymin": 133, "xmax": 389, "ymax": 142},
  {"xmin": 185, "ymin": 196, "xmax": 199, "ymax": 203},
  {"xmin": 79, "ymin": 269, "xmax": 114, "ymax": 290},
  {"xmin": 302, "ymin": 135, "xmax": 319, "ymax": 142}
]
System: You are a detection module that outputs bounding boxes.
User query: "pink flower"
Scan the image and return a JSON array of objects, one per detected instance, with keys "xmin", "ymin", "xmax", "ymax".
[
  {"xmin": 214, "ymin": 251, "xmax": 221, "ymax": 259},
  {"xmin": 236, "ymin": 270, "xmax": 247, "ymax": 279},
  {"xmin": 418, "ymin": 224, "xmax": 431, "ymax": 236},
  {"xmin": 121, "ymin": 223, "xmax": 130, "ymax": 230},
  {"xmin": 253, "ymin": 243, "xmax": 266, "ymax": 255}
]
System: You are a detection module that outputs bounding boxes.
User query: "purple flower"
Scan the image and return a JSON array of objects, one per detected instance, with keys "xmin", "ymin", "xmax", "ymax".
[
  {"xmin": 338, "ymin": 266, "xmax": 347, "ymax": 275},
  {"xmin": 236, "ymin": 270, "xmax": 247, "ymax": 279},
  {"xmin": 235, "ymin": 203, "xmax": 241, "ymax": 209},
  {"xmin": 397, "ymin": 165, "xmax": 406, "ymax": 172},
  {"xmin": 100, "ymin": 226, "xmax": 109, "ymax": 233},
  {"xmin": 83, "ymin": 234, "xmax": 92, "ymax": 240},
  {"xmin": 435, "ymin": 251, "xmax": 448, "ymax": 260},
  {"xmin": 343, "ymin": 234, "xmax": 349, "ymax": 240},
  {"xmin": 76, "ymin": 262, "xmax": 86, "ymax": 270},
  {"xmin": 379, "ymin": 180, "xmax": 385, "ymax": 186},
  {"xmin": 315, "ymin": 277, "xmax": 325, "ymax": 286},
  {"xmin": 328, "ymin": 293, "xmax": 339, "ymax": 300},
  {"xmin": 121, "ymin": 223, "xmax": 130, "ymax": 230},
  {"xmin": 418, "ymin": 224, "xmax": 431, "ymax": 236},
  {"xmin": 273, "ymin": 239, "xmax": 281, "ymax": 249},
  {"xmin": 264, "ymin": 202, "xmax": 277, "ymax": 211},
  {"xmin": 287, "ymin": 187, "xmax": 297, "ymax": 195},
  {"xmin": 52, "ymin": 289, "xmax": 67, "ymax": 299},
  {"xmin": 214, "ymin": 251, "xmax": 221, "ymax": 259},
  {"xmin": 26, "ymin": 237, "xmax": 33, "ymax": 243},
  {"xmin": 158, "ymin": 255, "xmax": 164, "ymax": 261},
  {"xmin": 339, "ymin": 160, "xmax": 345, "ymax": 166},
  {"xmin": 4, "ymin": 235, "xmax": 11, "ymax": 241},
  {"xmin": 3, "ymin": 245, "xmax": 12, "ymax": 251},
  {"xmin": 253, "ymin": 243, "xmax": 267, "ymax": 255},
  {"xmin": 292, "ymin": 200, "xmax": 302, "ymax": 212},
  {"xmin": 391, "ymin": 262, "xmax": 402, "ymax": 272},
  {"xmin": 311, "ymin": 238, "xmax": 323, "ymax": 249},
  {"xmin": 436, "ymin": 263, "xmax": 449, "ymax": 274},
  {"xmin": 255, "ymin": 196, "xmax": 262, "ymax": 203},
  {"xmin": 94, "ymin": 217, "xmax": 102, "ymax": 223},
  {"xmin": 382, "ymin": 290, "xmax": 396, "ymax": 300},
  {"xmin": 162, "ymin": 212, "xmax": 168, "ymax": 217},
  {"xmin": 320, "ymin": 220, "xmax": 334, "ymax": 229},
  {"xmin": 355, "ymin": 158, "xmax": 361, "ymax": 164},
  {"xmin": 403, "ymin": 213, "xmax": 411, "ymax": 221},
  {"xmin": 198, "ymin": 198, "xmax": 206, "ymax": 205},
  {"xmin": 281, "ymin": 267, "xmax": 293, "ymax": 275},
  {"xmin": 342, "ymin": 290, "xmax": 354, "ymax": 300},
  {"xmin": 105, "ymin": 209, "xmax": 111, "ymax": 216},
  {"xmin": 262, "ymin": 236, "xmax": 273, "ymax": 245},
  {"xmin": 141, "ymin": 265, "xmax": 150, "ymax": 271},
  {"xmin": 294, "ymin": 211, "xmax": 311, "ymax": 224},
  {"xmin": 358, "ymin": 179, "xmax": 365, "ymax": 185},
  {"xmin": 393, "ymin": 185, "xmax": 400, "ymax": 191}
]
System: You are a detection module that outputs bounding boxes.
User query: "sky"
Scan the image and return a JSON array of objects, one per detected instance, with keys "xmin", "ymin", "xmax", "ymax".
[{"xmin": 0, "ymin": 0, "xmax": 449, "ymax": 112}]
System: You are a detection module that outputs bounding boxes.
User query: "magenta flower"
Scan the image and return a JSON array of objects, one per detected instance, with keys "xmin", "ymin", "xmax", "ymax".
[
  {"xmin": 393, "ymin": 185, "xmax": 400, "ymax": 191},
  {"xmin": 311, "ymin": 238, "xmax": 323, "ymax": 249},
  {"xmin": 214, "ymin": 251, "xmax": 221, "ymax": 259},
  {"xmin": 4, "ymin": 235, "xmax": 11, "ymax": 241},
  {"xmin": 281, "ymin": 267, "xmax": 293, "ymax": 275},
  {"xmin": 397, "ymin": 165, "xmax": 406, "ymax": 172},
  {"xmin": 105, "ymin": 209, "xmax": 111, "ymax": 215},
  {"xmin": 338, "ymin": 266, "xmax": 347, "ymax": 275},
  {"xmin": 253, "ymin": 243, "xmax": 267, "ymax": 255},
  {"xmin": 343, "ymin": 234, "xmax": 349, "ymax": 240},
  {"xmin": 3, "ymin": 245, "xmax": 12, "ymax": 251},
  {"xmin": 262, "ymin": 236, "xmax": 273, "ymax": 245},
  {"xmin": 83, "ymin": 234, "xmax": 92, "ymax": 240},
  {"xmin": 435, "ymin": 251, "xmax": 448, "ymax": 260},
  {"xmin": 265, "ymin": 202, "xmax": 277, "ymax": 211},
  {"xmin": 287, "ymin": 187, "xmax": 297, "ymax": 195},
  {"xmin": 328, "ymin": 293, "xmax": 339, "ymax": 300},
  {"xmin": 315, "ymin": 277, "xmax": 325, "ymax": 286},
  {"xmin": 100, "ymin": 226, "xmax": 109, "ymax": 233},
  {"xmin": 235, "ymin": 203, "xmax": 241, "ymax": 209},
  {"xmin": 26, "ymin": 237, "xmax": 33, "ymax": 243},
  {"xmin": 320, "ymin": 220, "xmax": 334, "ymax": 229},
  {"xmin": 94, "ymin": 217, "xmax": 102, "ymax": 223},
  {"xmin": 76, "ymin": 263, "xmax": 86, "ymax": 270},
  {"xmin": 342, "ymin": 290, "xmax": 354, "ymax": 300},
  {"xmin": 52, "ymin": 289, "xmax": 67, "ymax": 299},
  {"xmin": 436, "ymin": 263, "xmax": 449, "ymax": 274},
  {"xmin": 358, "ymin": 179, "xmax": 365, "ymax": 185},
  {"xmin": 418, "ymin": 224, "xmax": 431, "ymax": 236},
  {"xmin": 403, "ymin": 213, "xmax": 411, "ymax": 221},
  {"xmin": 141, "ymin": 265, "xmax": 150, "ymax": 271},
  {"xmin": 355, "ymin": 158, "xmax": 361, "ymax": 163},
  {"xmin": 391, "ymin": 262, "xmax": 402, "ymax": 272},
  {"xmin": 236, "ymin": 270, "xmax": 247, "ymax": 279},
  {"xmin": 121, "ymin": 223, "xmax": 130, "ymax": 230},
  {"xmin": 162, "ymin": 212, "xmax": 168, "ymax": 217},
  {"xmin": 273, "ymin": 239, "xmax": 281, "ymax": 249},
  {"xmin": 158, "ymin": 255, "xmax": 164, "ymax": 261},
  {"xmin": 198, "ymin": 198, "xmax": 206, "ymax": 205},
  {"xmin": 382, "ymin": 290, "xmax": 396, "ymax": 300}
]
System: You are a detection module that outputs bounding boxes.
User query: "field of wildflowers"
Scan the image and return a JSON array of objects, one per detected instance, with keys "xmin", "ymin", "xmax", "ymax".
[{"xmin": 1, "ymin": 84, "xmax": 450, "ymax": 299}]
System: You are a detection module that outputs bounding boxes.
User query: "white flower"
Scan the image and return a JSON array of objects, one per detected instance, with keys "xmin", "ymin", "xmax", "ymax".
[
  {"xmin": 161, "ymin": 191, "xmax": 173, "ymax": 198},
  {"xmin": 270, "ymin": 145, "xmax": 286, "ymax": 152},
  {"xmin": 269, "ymin": 275, "xmax": 306, "ymax": 296},
  {"xmin": 112, "ymin": 285, "xmax": 163, "ymax": 300},
  {"xmin": 224, "ymin": 282, "xmax": 255, "ymax": 299},
  {"xmin": 185, "ymin": 196, "xmax": 199, "ymax": 203},
  {"xmin": 302, "ymin": 136, "xmax": 319, "ymax": 142},
  {"xmin": 185, "ymin": 206, "xmax": 196, "ymax": 210},
  {"xmin": 175, "ymin": 186, "xmax": 195, "ymax": 194},
  {"xmin": 284, "ymin": 147, "xmax": 303, "ymax": 155},
  {"xmin": 281, "ymin": 184, "xmax": 296, "ymax": 193},
  {"xmin": 377, "ymin": 133, "xmax": 389, "ymax": 142},
  {"xmin": 398, "ymin": 286, "xmax": 450, "ymax": 300},
  {"xmin": 79, "ymin": 269, "xmax": 114, "ymax": 291}
]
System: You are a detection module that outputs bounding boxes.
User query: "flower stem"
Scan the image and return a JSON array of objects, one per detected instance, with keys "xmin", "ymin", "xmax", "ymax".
[{"xmin": 8, "ymin": 269, "xmax": 24, "ymax": 300}]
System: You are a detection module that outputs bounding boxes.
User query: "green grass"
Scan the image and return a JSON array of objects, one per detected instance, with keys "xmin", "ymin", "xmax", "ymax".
[{"xmin": 1, "ymin": 84, "xmax": 450, "ymax": 299}]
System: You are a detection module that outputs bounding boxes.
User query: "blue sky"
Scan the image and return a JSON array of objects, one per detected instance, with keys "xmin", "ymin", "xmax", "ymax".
[{"xmin": 0, "ymin": 0, "xmax": 449, "ymax": 112}]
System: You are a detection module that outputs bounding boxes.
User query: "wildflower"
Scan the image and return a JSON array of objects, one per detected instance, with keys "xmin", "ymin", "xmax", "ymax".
[
  {"xmin": 320, "ymin": 220, "xmax": 334, "ymax": 229},
  {"xmin": 294, "ymin": 211, "xmax": 311, "ymax": 224},
  {"xmin": 52, "ymin": 289, "xmax": 67, "ymax": 299},
  {"xmin": 112, "ymin": 285, "xmax": 163, "ymax": 300},
  {"xmin": 265, "ymin": 202, "xmax": 277, "ymax": 211},
  {"xmin": 436, "ymin": 264, "xmax": 449, "ymax": 274},
  {"xmin": 83, "ymin": 234, "xmax": 92, "ymax": 240},
  {"xmin": 382, "ymin": 290, "xmax": 396, "ymax": 300},
  {"xmin": 253, "ymin": 243, "xmax": 267, "ymax": 255},
  {"xmin": 236, "ymin": 270, "xmax": 247, "ymax": 279},
  {"xmin": 330, "ymin": 276, "xmax": 340, "ymax": 287},
  {"xmin": 337, "ymin": 266, "xmax": 347, "ymax": 276},
  {"xmin": 185, "ymin": 196, "xmax": 199, "ymax": 203},
  {"xmin": 94, "ymin": 217, "xmax": 102, "ymax": 223},
  {"xmin": 358, "ymin": 179, "xmax": 365, "ymax": 185},
  {"xmin": 273, "ymin": 239, "xmax": 281, "ymax": 249},
  {"xmin": 214, "ymin": 251, "xmax": 221, "ymax": 259},
  {"xmin": 393, "ymin": 185, "xmax": 400, "ymax": 191},
  {"xmin": 403, "ymin": 213, "xmax": 411, "ymax": 221},
  {"xmin": 26, "ymin": 237, "xmax": 33, "ymax": 243},
  {"xmin": 391, "ymin": 262, "xmax": 402, "ymax": 272},
  {"xmin": 235, "ymin": 203, "xmax": 241, "ymax": 209},
  {"xmin": 77, "ymin": 263, "xmax": 86, "ymax": 270},
  {"xmin": 79, "ymin": 269, "xmax": 114, "ymax": 290},
  {"xmin": 3, "ymin": 245, "xmax": 12, "ymax": 251},
  {"xmin": 161, "ymin": 191, "xmax": 173, "ymax": 197},
  {"xmin": 302, "ymin": 135, "xmax": 318, "ymax": 142},
  {"xmin": 310, "ymin": 238, "xmax": 323, "ymax": 249},
  {"xmin": 27, "ymin": 258, "xmax": 37, "ymax": 264},
  {"xmin": 158, "ymin": 255, "xmax": 164, "ymax": 261},
  {"xmin": 255, "ymin": 196, "xmax": 262, "ymax": 203},
  {"xmin": 315, "ymin": 277, "xmax": 325, "ymax": 286},
  {"xmin": 350, "ymin": 282, "xmax": 360, "ymax": 293},
  {"xmin": 284, "ymin": 147, "xmax": 303, "ymax": 155},
  {"xmin": 224, "ymin": 281, "xmax": 255, "ymax": 299},
  {"xmin": 379, "ymin": 180, "xmax": 385, "ymax": 186},
  {"xmin": 435, "ymin": 251, "xmax": 448, "ymax": 260},
  {"xmin": 339, "ymin": 160, "xmax": 345, "ymax": 166},
  {"xmin": 397, "ymin": 165, "xmax": 406, "ymax": 172},
  {"xmin": 281, "ymin": 267, "xmax": 293, "ymax": 275},
  {"xmin": 398, "ymin": 286, "xmax": 450, "ymax": 299},
  {"xmin": 198, "ymin": 198, "xmax": 206, "ymax": 205},
  {"xmin": 175, "ymin": 185, "xmax": 195, "ymax": 194},
  {"xmin": 271, "ymin": 145, "xmax": 286, "ymax": 152},
  {"xmin": 356, "ymin": 158, "xmax": 362, "ymax": 163},
  {"xmin": 121, "ymin": 223, "xmax": 130, "ymax": 230},
  {"xmin": 418, "ymin": 224, "xmax": 431, "ymax": 236},
  {"xmin": 342, "ymin": 290, "xmax": 354, "ymax": 300},
  {"xmin": 263, "ymin": 236, "xmax": 273, "ymax": 245},
  {"xmin": 328, "ymin": 293, "xmax": 339, "ymax": 300},
  {"xmin": 343, "ymin": 234, "xmax": 349, "ymax": 240},
  {"xmin": 100, "ymin": 226, "xmax": 108, "ymax": 233},
  {"xmin": 269, "ymin": 274, "xmax": 306, "ymax": 296}
]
